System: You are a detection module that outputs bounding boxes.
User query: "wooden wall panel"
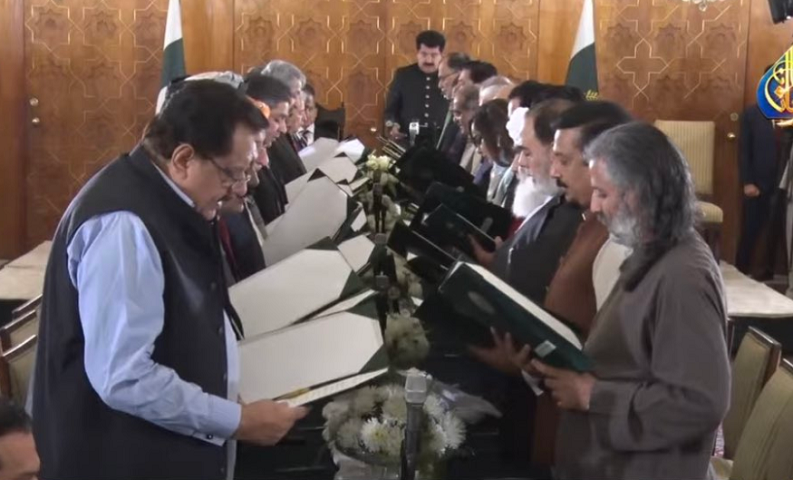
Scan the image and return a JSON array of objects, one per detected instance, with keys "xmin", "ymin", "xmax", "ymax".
[
  {"xmin": 233, "ymin": 0, "xmax": 540, "ymax": 145},
  {"xmin": 182, "ymin": 0, "xmax": 235, "ymax": 74},
  {"xmin": 0, "ymin": 0, "xmax": 27, "ymax": 258},
  {"xmin": 23, "ymin": 0, "xmax": 167, "ymax": 245}
]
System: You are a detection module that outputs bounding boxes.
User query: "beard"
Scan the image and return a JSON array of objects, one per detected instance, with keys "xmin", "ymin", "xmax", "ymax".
[
  {"xmin": 599, "ymin": 206, "xmax": 639, "ymax": 247},
  {"xmin": 513, "ymin": 176, "xmax": 551, "ymax": 218}
]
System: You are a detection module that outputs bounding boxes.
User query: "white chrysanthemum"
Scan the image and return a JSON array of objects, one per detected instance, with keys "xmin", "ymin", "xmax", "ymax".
[
  {"xmin": 381, "ymin": 420, "xmax": 404, "ymax": 458},
  {"xmin": 381, "ymin": 395, "xmax": 408, "ymax": 421},
  {"xmin": 361, "ymin": 418, "xmax": 390, "ymax": 454},
  {"xmin": 441, "ymin": 412, "xmax": 465, "ymax": 449},
  {"xmin": 322, "ymin": 400, "xmax": 349, "ymax": 421},
  {"xmin": 336, "ymin": 418, "xmax": 364, "ymax": 451},
  {"xmin": 423, "ymin": 395, "xmax": 445, "ymax": 420},
  {"xmin": 426, "ymin": 422, "xmax": 447, "ymax": 456},
  {"xmin": 351, "ymin": 387, "xmax": 378, "ymax": 414}
]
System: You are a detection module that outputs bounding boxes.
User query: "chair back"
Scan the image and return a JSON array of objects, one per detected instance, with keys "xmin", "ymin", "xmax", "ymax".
[
  {"xmin": 315, "ymin": 103, "xmax": 346, "ymax": 140},
  {"xmin": 654, "ymin": 120, "xmax": 716, "ymax": 197},
  {"xmin": 0, "ymin": 309, "xmax": 40, "ymax": 352},
  {"xmin": 723, "ymin": 328, "xmax": 782, "ymax": 458},
  {"xmin": 0, "ymin": 335, "xmax": 37, "ymax": 406},
  {"xmin": 10, "ymin": 295, "xmax": 41, "ymax": 321},
  {"xmin": 730, "ymin": 360, "xmax": 793, "ymax": 480}
]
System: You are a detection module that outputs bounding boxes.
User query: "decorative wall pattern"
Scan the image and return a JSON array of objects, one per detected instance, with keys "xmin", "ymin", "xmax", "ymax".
[
  {"xmin": 595, "ymin": 0, "xmax": 750, "ymax": 260},
  {"xmin": 24, "ymin": 0, "xmax": 167, "ymax": 244},
  {"xmin": 234, "ymin": 0, "xmax": 540, "ymax": 146}
]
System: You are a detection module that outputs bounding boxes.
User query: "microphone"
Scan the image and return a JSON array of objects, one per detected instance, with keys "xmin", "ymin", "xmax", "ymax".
[
  {"xmin": 400, "ymin": 371, "xmax": 428, "ymax": 480},
  {"xmin": 372, "ymin": 183, "xmax": 384, "ymax": 233},
  {"xmin": 409, "ymin": 120, "xmax": 420, "ymax": 147}
]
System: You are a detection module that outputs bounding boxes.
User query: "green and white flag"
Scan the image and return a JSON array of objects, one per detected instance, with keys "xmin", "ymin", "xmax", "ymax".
[
  {"xmin": 566, "ymin": 0, "xmax": 598, "ymax": 100},
  {"xmin": 155, "ymin": 0, "xmax": 186, "ymax": 113}
]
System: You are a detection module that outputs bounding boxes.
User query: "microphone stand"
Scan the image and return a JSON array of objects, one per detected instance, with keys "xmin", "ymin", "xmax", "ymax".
[{"xmin": 400, "ymin": 371, "xmax": 428, "ymax": 480}]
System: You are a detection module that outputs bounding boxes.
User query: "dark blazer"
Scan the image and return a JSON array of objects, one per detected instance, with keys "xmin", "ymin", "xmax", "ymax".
[
  {"xmin": 740, "ymin": 104, "xmax": 780, "ymax": 192},
  {"xmin": 491, "ymin": 196, "xmax": 583, "ymax": 303},
  {"xmin": 252, "ymin": 166, "xmax": 287, "ymax": 224},
  {"xmin": 223, "ymin": 206, "xmax": 266, "ymax": 281},
  {"xmin": 268, "ymin": 135, "xmax": 307, "ymax": 185},
  {"xmin": 437, "ymin": 110, "xmax": 460, "ymax": 155},
  {"xmin": 384, "ymin": 63, "xmax": 448, "ymax": 135}
]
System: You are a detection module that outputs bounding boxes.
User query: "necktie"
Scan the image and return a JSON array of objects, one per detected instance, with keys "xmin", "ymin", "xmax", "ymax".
[{"xmin": 217, "ymin": 218, "xmax": 240, "ymax": 281}]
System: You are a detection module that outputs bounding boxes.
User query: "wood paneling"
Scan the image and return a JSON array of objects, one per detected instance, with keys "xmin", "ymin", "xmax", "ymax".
[
  {"xmin": 233, "ymin": 0, "xmax": 540, "ymax": 145},
  {"xmin": 23, "ymin": 0, "xmax": 167, "ymax": 245},
  {"xmin": 537, "ymin": 0, "xmax": 582, "ymax": 84},
  {"xmin": 744, "ymin": 0, "xmax": 793, "ymax": 107},
  {"xmin": 182, "ymin": 0, "xmax": 234, "ymax": 74},
  {"xmin": 0, "ymin": 0, "xmax": 27, "ymax": 258}
]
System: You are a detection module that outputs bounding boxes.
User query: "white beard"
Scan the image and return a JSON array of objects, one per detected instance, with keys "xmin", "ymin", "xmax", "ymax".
[
  {"xmin": 601, "ymin": 208, "xmax": 639, "ymax": 248},
  {"xmin": 512, "ymin": 177, "xmax": 550, "ymax": 218}
]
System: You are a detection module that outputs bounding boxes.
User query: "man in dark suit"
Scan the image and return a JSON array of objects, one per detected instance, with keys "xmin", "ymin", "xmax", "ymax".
[
  {"xmin": 737, "ymin": 71, "xmax": 781, "ymax": 274},
  {"xmin": 384, "ymin": 30, "xmax": 448, "ymax": 143},
  {"xmin": 436, "ymin": 52, "xmax": 471, "ymax": 158},
  {"xmin": 243, "ymin": 74, "xmax": 292, "ymax": 223}
]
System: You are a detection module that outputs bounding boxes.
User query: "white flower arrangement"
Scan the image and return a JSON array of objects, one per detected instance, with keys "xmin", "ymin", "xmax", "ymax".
[
  {"xmin": 323, "ymin": 382, "xmax": 466, "ymax": 471},
  {"xmin": 393, "ymin": 254, "xmax": 423, "ymax": 299},
  {"xmin": 363, "ymin": 153, "xmax": 400, "ymax": 195},
  {"xmin": 362, "ymin": 190, "xmax": 402, "ymax": 234},
  {"xmin": 384, "ymin": 313, "xmax": 430, "ymax": 369}
]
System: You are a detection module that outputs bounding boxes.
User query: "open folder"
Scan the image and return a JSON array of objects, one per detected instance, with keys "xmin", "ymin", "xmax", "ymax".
[
  {"xmin": 263, "ymin": 176, "xmax": 365, "ymax": 265},
  {"xmin": 286, "ymin": 158, "xmax": 361, "ymax": 203},
  {"xmin": 338, "ymin": 235, "xmax": 376, "ymax": 273},
  {"xmin": 238, "ymin": 292, "xmax": 388, "ymax": 406},
  {"xmin": 433, "ymin": 261, "xmax": 591, "ymax": 372},
  {"xmin": 419, "ymin": 204, "xmax": 496, "ymax": 259},
  {"xmin": 230, "ymin": 239, "xmax": 365, "ymax": 338}
]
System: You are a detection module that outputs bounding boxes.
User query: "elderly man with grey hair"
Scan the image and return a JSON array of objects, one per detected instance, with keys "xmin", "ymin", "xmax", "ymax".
[
  {"xmin": 479, "ymin": 75, "xmax": 514, "ymax": 104},
  {"xmin": 529, "ymin": 122, "xmax": 731, "ymax": 480}
]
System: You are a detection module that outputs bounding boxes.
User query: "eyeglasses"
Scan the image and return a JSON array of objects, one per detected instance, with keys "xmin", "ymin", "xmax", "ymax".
[{"xmin": 207, "ymin": 158, "xmax": 252, "ymax": 187}]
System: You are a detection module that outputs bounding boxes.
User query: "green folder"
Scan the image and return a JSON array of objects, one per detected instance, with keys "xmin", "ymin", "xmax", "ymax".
[{"xmin": 436, "ymin": 261, "xmax": 592, "ymax": 372}]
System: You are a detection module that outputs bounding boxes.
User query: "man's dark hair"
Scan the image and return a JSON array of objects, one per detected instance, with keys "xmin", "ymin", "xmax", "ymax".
[
  {"xmin": 302, "ymin": 83, "xmax": 316, "ymax": 97},
  {"xmin": 553, "ymin": 100, "xmax": 633, "ymax": 154},
  {"xmin": 527, "ymin": 98, "xmax": 576, "ymax": 145},
  {"xmin": 508, "ymin": 80, "xmax": 548, "ymax": 107},
  {"xmin": 586, "ymin": 122, "xmax": 699, "ymax": 291},
  {"xmin": 0, "ymin": 399, "xmax": 31, "ymax": 438},
  {"xmin": 445, "ymin": 52, "xmax": 471, "ymax": 71},
  {"xmin": 144, "ymin": 80, "xmax": 268, "ymax": 160},
  {"xmin": 462, "ymin": 61, "xmax": 498, "ymax": 84},
  {"xmin": 243, "ymin": 73, "xmax": 293, "ymax": 108},
  {"xmin": 416, "ymin": 30, "xmax": 446, "ymax": 51},
  {"xmin": 472, "ymin": 99, "xmax": 512, "ymax": 166},
  {"xmin": 456, "ymin": 85, "xmax": 480, "ymax": 111},
  {"xmin": 531, "ymin": 85, "xmax": 586, "ymax": 107}
]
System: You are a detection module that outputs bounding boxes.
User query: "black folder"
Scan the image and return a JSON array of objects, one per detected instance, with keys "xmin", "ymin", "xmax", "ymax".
[
  {"xmin": 412, "ymin": 182, "xmax": 513, "ymax": 240},
  {"xmin": 420, "ymin": 204, "xmax": 496, "ymax": 259},
  {"xmin": 434, "ymin": 261, "xmax": 592, "ymax": 372},
  {"xmin": 394, "ymin": 146, "xmax": 477, "ymax": 199}
]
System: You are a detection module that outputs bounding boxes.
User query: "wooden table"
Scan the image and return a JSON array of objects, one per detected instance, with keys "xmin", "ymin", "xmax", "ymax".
[
  {"xmin": 721, "ymin": 262, "xmax": 793, "ymax": 354},
  {"xmin": 0, "ymin": 242, "xmax": 51, "ymax": 324}
]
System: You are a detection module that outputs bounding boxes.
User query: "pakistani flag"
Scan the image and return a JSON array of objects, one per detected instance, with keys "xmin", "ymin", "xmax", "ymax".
[
  {"xmin": 566, "ymin": 0, "xmax": 598, "ymax": 100},
  {"xmin": 155, "ymin": 0, "xmax": 186, "ymax": 113}
]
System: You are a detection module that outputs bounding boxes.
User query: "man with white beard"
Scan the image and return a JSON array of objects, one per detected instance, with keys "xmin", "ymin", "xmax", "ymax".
[{"xmin": 471, "ymin": 99, "xmax": 583, "ymax": 302}]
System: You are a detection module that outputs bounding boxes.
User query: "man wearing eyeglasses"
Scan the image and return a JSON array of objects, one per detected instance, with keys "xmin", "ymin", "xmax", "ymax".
[{"xmin": 32, "ymin": 81, "xmax": 307, "ymax": 480}]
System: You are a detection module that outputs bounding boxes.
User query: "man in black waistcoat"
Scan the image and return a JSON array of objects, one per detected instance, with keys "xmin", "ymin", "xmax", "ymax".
[
  {"xmin": 384, "ymin": 30, "xmax": 448, "ymax": 143},
  {"xmin": 32, "ymin": 81, "xmax": 307, "ymax": 480}
]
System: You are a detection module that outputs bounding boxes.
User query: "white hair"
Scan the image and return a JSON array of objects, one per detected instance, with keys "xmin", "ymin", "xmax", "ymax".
[{"xmin": 261, "ymin": 60, "xmax": 306, "ymax": 89}]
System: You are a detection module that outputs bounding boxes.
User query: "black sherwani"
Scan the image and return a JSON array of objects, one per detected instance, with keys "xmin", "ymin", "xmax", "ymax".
[{"xmin": 384, "ymin": 63, "xmax": 448, "ymax": 136}]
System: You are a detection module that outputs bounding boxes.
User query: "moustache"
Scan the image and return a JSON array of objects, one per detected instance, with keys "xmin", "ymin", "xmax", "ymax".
[{"xmin": 555, "ymin": 178, "xmax": 567, "ymax": 189}]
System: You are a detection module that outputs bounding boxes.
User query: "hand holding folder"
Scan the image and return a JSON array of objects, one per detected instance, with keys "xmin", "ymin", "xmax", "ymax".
[{"xmin": 235, "ymin": 400, "xmax": 309, "ymax": 446}]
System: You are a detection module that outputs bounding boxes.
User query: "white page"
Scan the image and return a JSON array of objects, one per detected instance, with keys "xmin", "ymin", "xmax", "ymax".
[
  {"xmin": 299, "ymin": 138, "xmax": 340, "ymax": 171},
  {"xmin": 462, "ymin": 263, "xmax": 582, "ymax": 349},
  {"xmin": 230, "ymin": 249, "xmax": 355, "ymax": 337},
  {"xmin": 351, "ymin": 210, "xmax": 367, "ymax": 232},
  {"xmin": 238, "ymin": 313, "xmax": 384, "ymax": 403},
  {"xmin": 285, "ymin": 172, "xmax": 312, "ymax": 204},
  {"xmin": 282, "ymin": 369, "xmax": 389, "ymax": 407},
  {"xmin": 7, "ymin": 241, "xmax": 52, "ymax": 270},
  {"xmin": 350, "ymin": 177, "xmax": 370, "ymax": 192},
  {"xmin": 261, "ymin": 177, "xmax": 349, "ymax": 265},
  {"xmin": 315, "ymin": 289, "xmax": 376, "ymax": 318},
  {"xmin": 338, "ymin": 235, "xmax": 375, "ymax": 272},
  {"xmin": 318, "ymin": 156, "xmax": 358, "ymax": 183},
  {"xmin": 336, "ymin": 139, "xmax": 366, "ymax": 161},
  {"xmin": 265, "ymin": 215, "xmax": 283, "ymax": 236}
]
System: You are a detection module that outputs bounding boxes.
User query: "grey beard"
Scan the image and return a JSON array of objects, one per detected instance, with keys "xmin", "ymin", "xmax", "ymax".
[{"xmin": 605, "ymin": 211, "xmax": 639, "ymax": 248}]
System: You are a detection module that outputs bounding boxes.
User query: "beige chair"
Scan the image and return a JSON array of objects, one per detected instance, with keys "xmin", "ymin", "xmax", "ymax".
[
  {"xmin": 0, "ymin": 335, "xmax": 37, "ymax": 406},
  {"xmin": 722, "ymin": 328, "xmax": 782, "ymax": 458},
  {"xmin": 654, "ymin": 120, "xmax": 722, "ymax": 258},
  {"xmin": 714, "ymin": 359, "xmax": 793, "ymax": 480},
  {"xmin": 0, "ymin": 309, "xmax": 39, "ymax": 352}
]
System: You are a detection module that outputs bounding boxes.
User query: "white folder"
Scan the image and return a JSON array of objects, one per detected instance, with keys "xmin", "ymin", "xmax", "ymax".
[
  {"xmin": 238, "ymin": 311, "xmax": 387, "ymax": 406},
  {"xmin": 262, "ymin": 176, "xmax": 362, "ymax": 265},
  {"xmin": 338, "ymin": 235, "xmax": 375, "ymax": 273},
  {"xmin": 299, "ymin": 137, "xmax": 341, "ymax": 171},
  {"xmin": 230, "ymin": 243, "xmax": 364, "ymax": 338}
]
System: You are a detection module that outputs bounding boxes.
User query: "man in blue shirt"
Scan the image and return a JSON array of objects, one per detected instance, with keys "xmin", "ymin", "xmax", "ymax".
[{"xmin": 33, "ymin": 80, "xmax": 307, "ymax": 479}]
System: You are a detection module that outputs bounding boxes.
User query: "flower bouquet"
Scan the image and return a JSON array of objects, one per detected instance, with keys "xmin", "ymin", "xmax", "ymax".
[
  {"xmin": 363, "ymin": 154, "xmax": 399, "ymax": 196},
  {"xmin": 384, "ymin": 312, "xmax": 430, "ymax": 370},
  {"xmin": 323, "ymin": 380, "xmax": 465, "ymax": 479}
]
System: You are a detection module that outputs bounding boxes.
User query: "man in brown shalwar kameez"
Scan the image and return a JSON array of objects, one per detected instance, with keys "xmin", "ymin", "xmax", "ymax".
[{"xmin": 531, "ymin": 122, "xmax": 731, "ymax": 480}]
